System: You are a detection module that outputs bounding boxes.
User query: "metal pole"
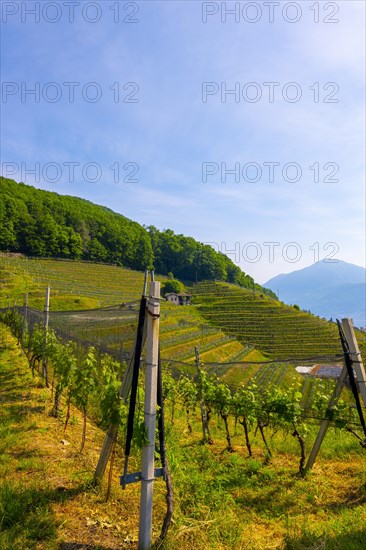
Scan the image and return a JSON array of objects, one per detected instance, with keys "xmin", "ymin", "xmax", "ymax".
[
  {"xmin": 138, "ymin": 281, "xmax": 160, "ymax": 550},
  {"xmin": 143, "ymin": 270, "xmax": 148, "ymax": 295}
]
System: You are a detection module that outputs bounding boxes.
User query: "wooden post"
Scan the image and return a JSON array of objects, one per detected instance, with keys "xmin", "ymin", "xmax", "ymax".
[
  {"xmin": 138, "ymin": 281, "xmax": 160, "ymax": 550},
  {"xmin": 304, "ymin": 362, "xmax": 349, "ymax": 473},
  {"xmin": 94, "ymin": 272, "xmax": 149, "ymax": 482},
  {"xmin": 21, "ymin": 293, "xmax": 29, "ymax": 346},
  {"xmin": 23, "ymin": 293, "xmax": 28, "ymax": 336},
  {"xmin": 341, "ymin": 318, "xmax": 366, "ymax": 408},
  {"xmin": 94, "ymin": 325, "xmax": 147, "ymax": 481},
  {"xmin": 305, "ymin": 317, "xmax": 366, "ymax": 473},
  {"xmin": 42, "ymin": 286, "xmax": 50, "ymax": 387},
  {"xmin": 195, "ymin": 346, "xmax": 208, "ymax": 441}
]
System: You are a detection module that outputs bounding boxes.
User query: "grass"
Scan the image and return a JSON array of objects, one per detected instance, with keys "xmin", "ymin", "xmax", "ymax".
[
  {"xmin": 1, "ymin": 326, "xmax": 366, "ymax": 548},
  {"xmin": 0, "ymin": 328, "xmax": 142, "ymax": 549},
  {"xmin": 1, "ymin": 255, "xmax": 366, "ymax": 548}
]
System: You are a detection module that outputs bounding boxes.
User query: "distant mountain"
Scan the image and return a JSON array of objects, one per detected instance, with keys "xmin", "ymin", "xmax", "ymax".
[{"xmin": 264, "ymin": 261, "xmax": 366, "ymax": 328}]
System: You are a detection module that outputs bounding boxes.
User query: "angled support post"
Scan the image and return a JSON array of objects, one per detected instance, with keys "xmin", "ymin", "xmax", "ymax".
[
  {"xmin": 94, "ymin": 271, "xmax": 149, "ymax": 482},
  {"xmin": 305, "ymin": 317, "xmax": 365, "ymax": 474},
  {"xmin": 341, "ymin": 318, "xmax": 366, "ymax": 408}
]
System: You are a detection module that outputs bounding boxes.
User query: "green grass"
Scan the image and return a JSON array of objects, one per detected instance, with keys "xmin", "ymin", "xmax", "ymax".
[
  {"xmin": 162, "ymin": 418, "xmax": 366, "ymax": 549},
  {"xmin": 0, "ymin": 481, "xmax": 57, "ymax": 545},
  {"xmin": 1, "ymin": 326, "xmax": 366, "ymax": 549}
]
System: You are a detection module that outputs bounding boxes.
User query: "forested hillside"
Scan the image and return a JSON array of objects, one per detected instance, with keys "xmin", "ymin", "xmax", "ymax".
[{"xmin": 0, "ymin": 177, "xmax": 273, "ymax": 293}]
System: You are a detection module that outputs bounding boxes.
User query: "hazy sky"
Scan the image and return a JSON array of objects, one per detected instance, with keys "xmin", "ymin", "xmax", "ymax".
[{"xmin": 1, "ymin": 0, "xmax": 365, "ymax": 283}]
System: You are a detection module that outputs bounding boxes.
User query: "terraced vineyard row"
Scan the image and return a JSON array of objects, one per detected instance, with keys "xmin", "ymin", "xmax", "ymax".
[
  {"xmin": 0, "ymin": 255, "xmax": 165, "ymax": 307},
  {"xmin": 2, "ymin": 256, "xmax": 364, "ymax": 401},
  {"xmin": 249, "ymin": 362, "xmax": 290, "ymax": 388},
  {"xmin": 193, "ymin": 281, "xmax": 366, "ymax": 360},
  {"xmin": 0, "ymin": 256, "xmax": 253, "ymax": 372}
]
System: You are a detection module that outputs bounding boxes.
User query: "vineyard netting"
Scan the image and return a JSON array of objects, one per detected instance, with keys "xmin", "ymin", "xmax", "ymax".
[{"xmin": 0, "ymin": 303, "xmax": 139, "ymax": 362}]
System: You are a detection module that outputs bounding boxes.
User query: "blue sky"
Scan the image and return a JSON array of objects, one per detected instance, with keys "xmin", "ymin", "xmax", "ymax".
[{"xmin": 1, "ymin": 0, "xmax": 365, "ymax": 283}]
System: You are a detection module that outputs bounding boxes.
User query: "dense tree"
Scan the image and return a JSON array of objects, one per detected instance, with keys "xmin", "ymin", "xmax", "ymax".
[
  {"xmin": 162, "ymin": 279, "xmax": 185, "ymax": 296},
  {"xmin": 0, "ymin": 177, "xmax": 275, "ymax": 296}
]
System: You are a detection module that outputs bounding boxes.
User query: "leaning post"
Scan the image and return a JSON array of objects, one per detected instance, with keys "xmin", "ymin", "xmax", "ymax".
[
  {"xmin": 94, "ymin": 271, "xmax": 149, "ymax": 483},
  {"xmin": 304, "ymin": 362, "xmax": 348, "ymax": 473},
  {"xmin": 341, "ymin": 318, "xmax": 366, "ymax": 408}
]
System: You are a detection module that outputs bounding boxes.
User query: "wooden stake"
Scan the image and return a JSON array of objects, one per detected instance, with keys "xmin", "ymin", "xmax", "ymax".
[
  {"xmin": 139, "ymin": 281, "xmax": 160, "ymax": 550},
  {"xmin": 304, "ymin": 362, "xmax": 348, "ymax": 473},
  {"xmin": 195, "ymin": 346, "xmax": 208, "ymax": 441},
  {"xmin": 341, "ymin": 318, "xmax": 366, "ymax": 408},
  {"xmin": 305, "ymin": 317, "xmax": 365, "ymax": 473},
  {"xmin": 94, "ymin": 271, "xmax": 149, "ymax": 482},
  {"xmin": 42, "ymin": 286, "xmax": 50, "ymax": 387},
  {"xmin": 94, "ymin": 320, "xmax": 147, "ymax": 481},
  {"xmin": 23, "ymin": 293, "xmax": 28, "ymax": 339}
]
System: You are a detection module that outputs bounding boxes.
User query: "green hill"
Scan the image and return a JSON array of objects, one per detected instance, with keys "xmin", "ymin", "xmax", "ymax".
[
  {"xmin": 0, "ymin": 177, "xmax": 273, "ymax": 293},
  {"xmin": 2, "ymin": 255, "xmax": 365, "ymax": 387},
  {"xmin": 0, "ymin": 255, "xmax": 252, "ymax": 371}
]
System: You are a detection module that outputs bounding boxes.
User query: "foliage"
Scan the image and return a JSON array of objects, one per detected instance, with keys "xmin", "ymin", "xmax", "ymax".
[
  {"xmin": 1, "ymin": 306, "xmax": 363, "ymax": 477},
  {"xmin": 99, "ymin": 355, "xmax": 127, "ymax": 428},
  {"xmin": 0, "ymin": 313, "xmax": 127, "ymax": 452},
  {"xmin": 1, "ymin": 327, "xmax": 365, "ymax": 550},
  {"xmin": 162, "ymin": 279, "xmax": 185, "ymax": 296},
  {"xmin": 0, "ymin": 177, "xmax": 275, "ymax": 292},
  {"xmin": 51, "ymin": 339, "xmax": 77, "ymax": 418}
]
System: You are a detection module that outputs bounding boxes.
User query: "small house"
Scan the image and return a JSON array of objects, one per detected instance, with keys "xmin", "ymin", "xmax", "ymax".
[{"xmin": 165, "ymin": 292, "xmax": 191, "ymax": 305}]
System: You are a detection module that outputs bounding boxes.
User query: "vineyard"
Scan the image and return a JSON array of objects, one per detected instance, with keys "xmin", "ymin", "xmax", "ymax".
[
  {"xmin": 1, "ymin": 255, "xmax": 366, "ymax": 548},
  {"xmin": 1, "ymin": 313, "xmax": 366, "ymax": 549},
  {"xmin": 2, "ymin": 255, "xmax": 365, "ymax": 372},
  {"xmin": 193, "ymin": 281, "xmax": 364, "ymax": 360}
]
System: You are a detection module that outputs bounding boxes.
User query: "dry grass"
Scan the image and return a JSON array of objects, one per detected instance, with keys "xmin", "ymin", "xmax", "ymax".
[
  {"xmin": 1, "ymin": 326, "xmax": 366, "ymax": 550},
  {"xmin": 0, "ymin": 328, "xmax": 153, "ymax": 549}
]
